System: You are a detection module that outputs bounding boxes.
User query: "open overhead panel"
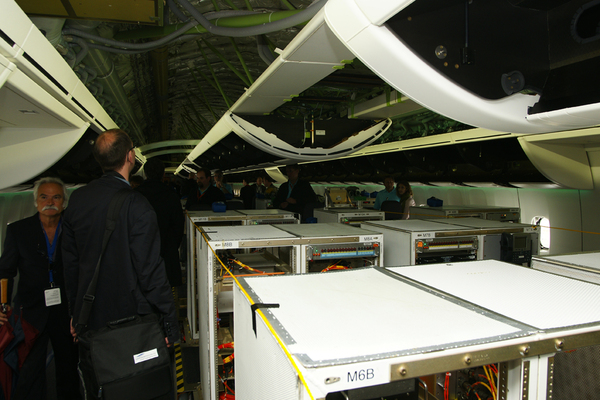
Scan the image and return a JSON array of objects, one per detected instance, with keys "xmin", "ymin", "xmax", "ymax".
[
  {"xmin": 0, "ymin": 0, "xmax": 117, "ymax": 189},
  {"xmin": 230, "ymin": 10, "xmax": 356, "ymax": 115},
  {"xmin": 228, "ymin": 114, "xmax": 390, "ymax": 160},
  {"xmin": 177, "ymin": 9, "xmax": 392, "ymax": 176},
  {"xmin": 324, "ymin": 0, "xmax": 600, "ymax": 134},
  {"xmin": 518, "ymin": 126, "xmax": 600, "ymax": 190},
  {"xmin": 177, "ymin": 111, "xmax": 390, "ymax": 175}
]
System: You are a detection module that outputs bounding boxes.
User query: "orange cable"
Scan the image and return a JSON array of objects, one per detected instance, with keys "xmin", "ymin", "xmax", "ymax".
[{"xmin": 193, "ymin": 222, "xmax": 316, "ymax": 400}]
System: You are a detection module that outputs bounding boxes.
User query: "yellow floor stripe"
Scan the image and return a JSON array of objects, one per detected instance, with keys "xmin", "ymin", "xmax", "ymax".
[{"xmin": 174, "ymin": 342, "xmax": 185, "ymax": 393}]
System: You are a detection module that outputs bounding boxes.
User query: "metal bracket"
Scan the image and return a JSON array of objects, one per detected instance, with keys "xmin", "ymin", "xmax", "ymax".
[{"xmin": 251, "ymin": 303, "xmax": 279, "ymax": 336}]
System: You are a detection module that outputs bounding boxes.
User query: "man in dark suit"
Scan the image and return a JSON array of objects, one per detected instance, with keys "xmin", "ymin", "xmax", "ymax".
[
  {"xmin": 273, "ymin": 164, "xmax": 316, "ymax": 219},
  {"xmin": 62, "ymin": 129, "xmax": 178, "ymax": 399},
  {"xmin": 0, "ymin": 177, "xmax": 80, "ymax": 400},
  {"xmin": 180, "ymin": 172, "xmax": 197, "ymax": 200},
  {"xmin": 137, "ymin": 158, "xmax": 184, "ymax": 287},
  {"xmin": 184, "ymin": 167, "xmax": 226, "ymax": 210}
]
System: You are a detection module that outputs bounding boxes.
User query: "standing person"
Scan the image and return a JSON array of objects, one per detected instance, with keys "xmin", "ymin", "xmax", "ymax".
[
  {"xmin": 240, "ymin": 176, "xmax": 257, "ymax": 209},
  {"xmin": 0, "ymin": 177, "xmax": 81, "ymax": 400},
  {"xmin": 62, "ymin": 129, "xmax": 178, "ymax": 399},
  {"xmin": 213, "ymin": 169, "xmax": 233, "ymax": 198},
  {"xmin": 184, "ymin": 167, "xmax": 226, "ymax": 210},
  {"xmin": 373, "ymin": 176, "xmax": 400, "ymax": 210},
  {"xmin": 273, "ymin": 164, "xmax": 316, "ymax": 218},
  {"xmin": 129, "ymin": 174, "xmax": 144, "ymax": 189},
  {"xmin": 253, "ymin": 176, "xmax": 265, "ymax": 196},
  {"xmin": 396, "ymin": 180, "xmax": 416, "ymax": 220},
  {"xmin": 137, "ymin": 158, "xmax": 184, "ymax": 287},
  {"xmin": 263, "ymin": 175, "xmax": 278, "ymax": 200},
  {"xmin": 181, "ymin": 172, "xmax": 197, "ymax": 200}
]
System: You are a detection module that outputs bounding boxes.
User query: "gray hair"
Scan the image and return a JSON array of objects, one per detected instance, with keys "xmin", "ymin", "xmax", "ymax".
[{"xmin": 33, "ymin": 177, "xmax": 69, "ymax": 208}]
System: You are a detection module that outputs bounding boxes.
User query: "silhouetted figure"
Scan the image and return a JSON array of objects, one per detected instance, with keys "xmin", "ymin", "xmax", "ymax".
[
  {"xmin": 273, "ymin": 164, "xmax": 316, "ymax": 219},
  {"xmin": 137, "ymin": 158, "xmax": 184, "ymax": 287}
]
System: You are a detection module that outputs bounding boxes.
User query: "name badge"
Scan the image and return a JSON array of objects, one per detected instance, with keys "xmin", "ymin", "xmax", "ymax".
[{"xmin": 44, "ymin": 287, "xmax": 61, "ymax": 307}]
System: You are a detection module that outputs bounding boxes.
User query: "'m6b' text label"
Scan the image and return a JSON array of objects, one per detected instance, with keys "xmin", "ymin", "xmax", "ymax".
[{"xmin": 347, "ymin": 368, "xmax": 375, "ymax": 382}]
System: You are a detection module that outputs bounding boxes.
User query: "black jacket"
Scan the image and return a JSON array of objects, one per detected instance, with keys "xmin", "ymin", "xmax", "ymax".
[
  {"xmin": 273, "ymin": 179, "xmax": 317, "ymax": 216},
  {"xmin": 0, "ymin": 213, "xmax": 70, "ymax": 331},
  {"xmin": 62, "ymin": 172, "xmax": 178, "ymax": 343},
  {"xmin": 185, "ymin": 184, "xmax": 226, "ymax": 210},
  {"xmin": 137, "ymin": 179, "xmax": 184, "ymax": 287}
]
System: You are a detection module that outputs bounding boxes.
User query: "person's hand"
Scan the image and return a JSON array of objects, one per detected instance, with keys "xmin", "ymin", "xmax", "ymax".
[
  {"xmin": 70, "ymin": 318, "xmax": 78, "ymax": 342},
  {"xmin": 280, "ymin": 201, "xmax": 289, "ymax": 209},
  {"xmin": 0, "ymin": 306, "xmax": 11, "ymax": 326},
  {"xmin": 165, "ymin": 337, "xmax": 171, "ymax": 348},
  {"xmin": 286, "ymin": 197, "xmax": 297, "ymax": 204}
]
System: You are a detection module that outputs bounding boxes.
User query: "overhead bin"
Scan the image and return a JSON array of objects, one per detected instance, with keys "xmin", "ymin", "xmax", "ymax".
[
  {"xmin": 176, "ymin": 8, "xmax": 395, "ymax": 175},
  {"xmin": 177, "ymin": 111, "xmax": 391, "ymax": 174},
  {"xmin": 228, "ymin": 114, "xmax": 390, "ymax": 160},
  {"xmin": 0, "ymin": 0, "xmax": 117, "ymax": 190},
  {"xmin": 323, "ymin": 0, "xmax": 600, "ymax": 134},
  {"xmin": 0, "ymin": 52, "xmax": 88, "ymax": 189}
]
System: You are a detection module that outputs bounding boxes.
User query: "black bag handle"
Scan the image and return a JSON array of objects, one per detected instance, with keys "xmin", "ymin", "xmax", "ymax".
[{"xmin": 75, "ymin": 188, "xmax": 131, "ymax": 334}]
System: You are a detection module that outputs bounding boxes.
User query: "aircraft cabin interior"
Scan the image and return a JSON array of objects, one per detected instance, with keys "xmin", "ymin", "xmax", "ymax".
[{"xmin": 2, "ymin": 0, "xmax": 600, "ymax": 399}]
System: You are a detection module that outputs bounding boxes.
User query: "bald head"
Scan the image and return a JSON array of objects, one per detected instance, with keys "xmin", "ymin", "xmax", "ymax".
[{"xmin": 93, "ymin": 129, "xmax": 134, "ymax": 172}]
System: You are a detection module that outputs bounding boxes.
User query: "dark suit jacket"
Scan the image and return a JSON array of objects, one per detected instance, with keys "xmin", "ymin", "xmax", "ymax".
[
  {"xmin": 240, "ymin": 185, "xmax": 256, "ymax": 209},
  {"xmin": 185, "ymin": 184, "xmax": 226, "ymax": 210},
  {"xmin": 62, "ymin": 172, "xmax": 178, "ymax": 343},
  {"xmin": 273, "ymin": 179, "xmax": 316, "ymax": 216},
  {"xmin": 137, "ymin": 179, "xmax": 184, "ymax": 287},
  {"xmin": 0, "ymin": 213, "xmax": 69, "ymax": 331}
]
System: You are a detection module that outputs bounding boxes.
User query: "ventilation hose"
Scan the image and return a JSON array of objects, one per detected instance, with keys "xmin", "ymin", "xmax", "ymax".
[
  {"xmin": 175, "ymin": 0, "xmax": 327, "ymax": 38},
  {"xmin": 62, "ymin": 19, "xmax": 199, "ymax": 50}
]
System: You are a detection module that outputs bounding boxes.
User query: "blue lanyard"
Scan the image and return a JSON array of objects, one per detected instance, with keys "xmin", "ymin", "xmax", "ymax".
[
  {"xmin": 287, "ymin": 181, "xmax": 295, "ymax": 198},
  {"xmin": 42, "ymin": 218, "xmax": 62, "ymax": 283}
]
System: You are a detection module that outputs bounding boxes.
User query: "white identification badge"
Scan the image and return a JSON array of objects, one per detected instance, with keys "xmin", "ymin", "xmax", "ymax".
[
  {"xmin": 44, "ymin": 287, "xmax": 61, "ymax": 307},
  {"xmin": 133, "ymin": 349, "xmax": 159, "ymax": 364}
]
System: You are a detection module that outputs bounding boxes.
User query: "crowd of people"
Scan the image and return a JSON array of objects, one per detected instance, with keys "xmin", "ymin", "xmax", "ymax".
[
  {"xmin": 0, "ymin": 129, "xmax": 178, "ymax": 400},
  {"xmin": 0, "ymin": 127, "xmax": 413, "ymax": 399}
]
